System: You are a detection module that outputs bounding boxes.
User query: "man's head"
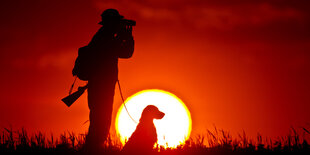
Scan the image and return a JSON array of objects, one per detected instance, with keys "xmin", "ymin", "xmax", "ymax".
[{"xmin": 99, "ymin": 9, "xmax": 123, "ymax": 33}]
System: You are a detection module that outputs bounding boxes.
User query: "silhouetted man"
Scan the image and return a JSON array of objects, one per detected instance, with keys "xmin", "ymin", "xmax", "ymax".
[{"xmin": 73, "ymin": 9, "xmax": 134, "ymax": 152}]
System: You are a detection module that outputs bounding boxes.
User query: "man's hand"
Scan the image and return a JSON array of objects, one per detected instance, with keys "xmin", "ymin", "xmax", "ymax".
[{"xmin": 117, "ymin": 25, "xmax": 133, "ymax": 41}]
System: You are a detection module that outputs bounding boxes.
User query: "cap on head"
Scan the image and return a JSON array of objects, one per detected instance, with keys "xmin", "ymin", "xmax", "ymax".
[{"xmin": 98, "ymin": 8, "xmax": 124, "ymax": 25}]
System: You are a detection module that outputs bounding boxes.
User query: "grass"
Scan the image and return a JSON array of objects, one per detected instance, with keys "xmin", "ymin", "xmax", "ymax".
[{"xmin": 0, "ymin": 127, "xmax": 309, "ymax": 154}]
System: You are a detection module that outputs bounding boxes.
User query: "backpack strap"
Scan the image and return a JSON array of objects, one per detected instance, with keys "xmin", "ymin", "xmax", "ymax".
[{"xmin": 69, "ymin": 76, "xmax": 77, "ymax": 95}]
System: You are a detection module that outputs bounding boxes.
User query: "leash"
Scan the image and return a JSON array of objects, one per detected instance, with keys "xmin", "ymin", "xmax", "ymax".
[{"xmin": 117, "ymin": 80, "xmax": 138, "ymax": 124}]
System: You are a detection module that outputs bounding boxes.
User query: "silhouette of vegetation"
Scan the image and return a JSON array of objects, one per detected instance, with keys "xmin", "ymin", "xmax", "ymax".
[{"xmin": 0, "ymin": 127, "xmax": 309, "ymax": 154}]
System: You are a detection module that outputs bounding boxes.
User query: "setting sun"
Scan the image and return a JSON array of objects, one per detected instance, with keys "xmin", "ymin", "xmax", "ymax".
[{"xmin": 115, "ymin": 89, "xmax": 192, "ymax": 148}]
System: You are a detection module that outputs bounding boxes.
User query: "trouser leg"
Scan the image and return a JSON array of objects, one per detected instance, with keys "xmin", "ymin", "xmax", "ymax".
[{"xmin": 85, "ymin": 80, "xmax": 115, "ymax": 151}]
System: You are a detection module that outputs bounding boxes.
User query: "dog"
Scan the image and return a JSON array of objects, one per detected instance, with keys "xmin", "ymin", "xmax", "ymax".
[{"xmin": 122, "ymin": 105, "xmax": 165, "ymax": 153}]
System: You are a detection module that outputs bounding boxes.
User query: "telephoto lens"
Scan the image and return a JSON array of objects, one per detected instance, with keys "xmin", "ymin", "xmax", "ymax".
[{"xmin": 122, "ymin": 19, "xmax": 136, "ymax": 26}]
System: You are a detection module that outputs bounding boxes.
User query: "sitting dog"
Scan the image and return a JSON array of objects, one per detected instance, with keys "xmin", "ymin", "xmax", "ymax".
[{"xmin": 122, "ymin": 105, "xmax": 165, "ymax": 153}]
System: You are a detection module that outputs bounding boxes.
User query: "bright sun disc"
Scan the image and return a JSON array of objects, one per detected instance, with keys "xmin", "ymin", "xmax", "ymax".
[{"xmin": 115, "ymin": 89, "xmax": 192, "ymax": 148}]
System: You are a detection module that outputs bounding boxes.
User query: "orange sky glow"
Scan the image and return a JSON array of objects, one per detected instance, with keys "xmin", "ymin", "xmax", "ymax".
[{"xmin": 0, "ymin": 0, "xmax": 310, "ymax": 143}]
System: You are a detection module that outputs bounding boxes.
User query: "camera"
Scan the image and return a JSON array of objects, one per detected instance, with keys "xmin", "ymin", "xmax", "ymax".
[{"xmin": 121, "ymin": 19, "xmax": 136, "ymax": 26}]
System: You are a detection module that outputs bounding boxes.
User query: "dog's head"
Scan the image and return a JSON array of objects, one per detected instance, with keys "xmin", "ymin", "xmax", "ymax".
[{"xmin": 140, "ymin": 105, "xmax": 165, "ymax": 122}]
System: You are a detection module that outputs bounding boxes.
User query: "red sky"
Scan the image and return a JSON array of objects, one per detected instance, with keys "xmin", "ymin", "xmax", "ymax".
[{"xmin": 1, "ymin": 0, "xmax": 310, "ymax": 140}]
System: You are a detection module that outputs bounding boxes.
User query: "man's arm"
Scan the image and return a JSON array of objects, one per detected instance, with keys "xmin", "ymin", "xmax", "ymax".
[
  {"xmin": 116, "ymin": 26, "xmax": 135, "ymax": 58},
  {"xmin": 117, "ymin": 37, "xmax": 134, "ymax": 58}
]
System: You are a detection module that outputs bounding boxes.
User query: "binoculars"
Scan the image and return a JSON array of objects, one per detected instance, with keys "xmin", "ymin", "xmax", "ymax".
[{"xmin": 121, "ymin": 19, "xmax": 136, "ymax": 27}]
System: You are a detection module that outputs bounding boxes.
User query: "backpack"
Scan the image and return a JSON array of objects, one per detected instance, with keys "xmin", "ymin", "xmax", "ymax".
[{"xmin": 72, "ymin": 46, "xmax": 92, "ymax": 81}]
